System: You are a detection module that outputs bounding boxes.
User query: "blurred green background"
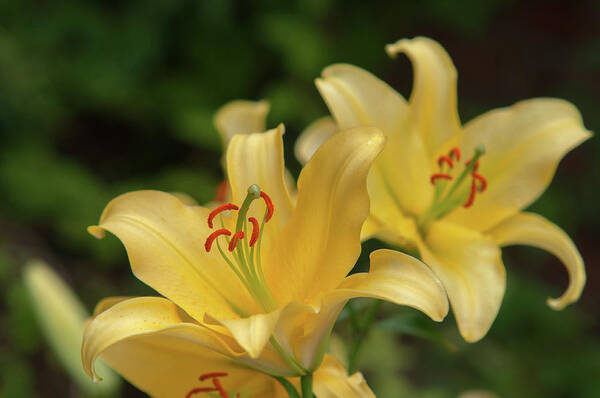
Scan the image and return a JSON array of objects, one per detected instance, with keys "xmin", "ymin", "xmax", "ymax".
[{"xmin": 1, "ymin": 0, "xmax": 598, "ymax": 397}]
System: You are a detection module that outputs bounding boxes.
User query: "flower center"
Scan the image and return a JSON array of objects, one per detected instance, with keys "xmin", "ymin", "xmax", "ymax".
[
  {"xmin": 418, "ymin": 146, "xmax": 487, "ymax": 232},
  {"xmin": 204, "ymin": 184, "xmax": 277, "ymax": 312},
  {"xmin": 186, "ymin": 372, "xmax": 239, "ymax": 398}
]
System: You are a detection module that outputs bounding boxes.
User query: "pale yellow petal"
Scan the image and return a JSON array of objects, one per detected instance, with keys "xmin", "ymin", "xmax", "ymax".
[
  {"xmin": 295, "ymin": 116, "xmax": 338, "ymax": 164},
  {"xmin": 313, "ymin": 355, "xmax": 375, "ymax": 398},
  {"xmin": 337, "ymin": 249, "xmax": 449, "ymax": 322},
  {"xmin": 487, "ymin": 212, "xmax": 585, "ymax": 310},
  {"xmin": 316, "ymin": 63, "xmax": 433, "ymax": 216},
  {"xmin": 418, "ymin": 221, "xmax": 505, "ymax": 342},
  {"xmin": 446, "ymin": 98, "xmax": 592, "ymax": 231},
  {"xmin": 205, "ymin": 309, "xmax": 282, "ymax": 359},
  {"xmin": 385, "ymin": 36, "xmax": 462, "ymax": 158},
  {"xmin": 88, "ymin": 190, "xmax": 261, "ymax": 320},
  {"xmin": 317, "ymin": 64, "xmax": 408, "ymax": 131},
  {"xmin": 226, "ymin": 125, "xmax": 294, "ymax": 250},
  {"xmin": 265, "ymin": 127, "xmax": 385, "ymax": 304},
  {"xmin": 214, "ymin": 99, "xmax": 270, "ymax": 145},
  {"xmin": 82, "ymin": 297, "xmax": 294, "ymax": 380}
]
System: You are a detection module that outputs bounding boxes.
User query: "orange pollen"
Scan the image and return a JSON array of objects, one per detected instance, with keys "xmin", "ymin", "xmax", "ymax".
[
  {"xmin": 214, "ymin": 180, "xmax": 229, "ymax": 203},
  {"xmin": 463, "ymin": 181, "xmax": 477, "ymax": 208},
  {"xmin": 449, "ymin": 147, "xmax": 461, "ymax": 161},
  {"xmin": 260, "ymin": 191, "xmax": 274, "ymax": 222},
  {"xmin": 208, "ymin": 204, "xmax": 239, "ymax": 228},
  {"xmin": 437, "ymin": 155, "xmax": 454, "ymax": 168},
  {"xmin": 212, "ymin": 378, "xmax": 230, "ymax": 398},
  {"xmin": 248, "ymin": 217, "xmax": 260, "ymax": 247},
  {"xmin": 430, "ymin": 173, "xmax": 453, "ymax": 184},
  {"xmin": 228, "ymin": 231, "xmax": 244, "ymax": 252},
  {"xmin": 199, "ymin": 372, "xmax": 229, "ymax": 381},
  {"xmin": 472, "ymin": 172, "xmax": 487, "ymax": 192},
  {"xmin": 205, "ymin": 229, "xmax": 231, "ymax": 252}
]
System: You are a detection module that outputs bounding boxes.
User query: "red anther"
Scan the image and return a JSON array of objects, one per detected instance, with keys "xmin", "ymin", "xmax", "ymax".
[
  {"xmin": 472, "ymin": 172, "xmax": 487, "ymax": 192},
  {"xmin": 212, "ymin": 378, "xmax": 231, "ymax": 398},
  {"xmin": 437, "ymin": 155, "xmax": 454, "ymax": 168},
  {"xmin": 466, "ymin": 159, "xmax": 480, "ymax": 172},
  {"xmin": 449, "ymin": 147, "xmax": 461, "ymax": 161},
  {"xmin": 248, "ymin": 217, "xmax": 260, "ymax": 247},
  {"xmin": 463, "ymin": 181, "xmax": 477, "ymax": 208},
  {"xmin": 199, "ymin": 372, "xmax": 229, "ymax": 381},
  {"xmin": 214, "ymin": 180, "xmax": 229, "ymax": 203},
  {"xmin": 430, "ymin": 173, "xmax": 453, "ymax": 184},
  {"xmin": 186, "ymin": 387, "xmax": 218, "ymax": 397},
  {"xmin": 260, "ymin": 191, "xmax": 274, "ymax": 222},
  {"xmin": 208, "ymin": 204, "xmax": 239, "ymax": 228},
  {"xmin": 205, "ymin": 229, "xmax": 231, "ymax": 252},
  {"xmin": 228, "ymin": 231, "xmax": 244, "ymax": 252}
]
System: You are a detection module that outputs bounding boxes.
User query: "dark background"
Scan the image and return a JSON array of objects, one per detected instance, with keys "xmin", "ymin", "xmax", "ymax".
[{"xmin": 0, "ymin": 0, "xmax": 598, "ymax": 397}]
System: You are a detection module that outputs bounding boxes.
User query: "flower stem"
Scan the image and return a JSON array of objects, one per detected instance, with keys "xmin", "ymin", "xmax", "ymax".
[
  {"xmin": 347, "ymin": 299, "xmax": 383, "ymax": 374},
  {"xmin": 300, "ymin": 374, "xmax": 313, "ymax": 398},
  {"xmin": 274, "ymin": 376, "xmax": 301, "ymax": 398}
]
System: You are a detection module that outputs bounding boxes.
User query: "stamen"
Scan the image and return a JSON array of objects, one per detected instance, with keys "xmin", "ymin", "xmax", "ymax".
[
  {"xmin": 449, "ymin": 147, "xmax": 461, "ymax": 161},
  {"xmin": 472, "ymin": 172, "xmax": 487, "ymax": 192},
  {"xmin": 214, "ymin": 180, "xmax": 229, "ymax": 203},
  {"xmin": 260, "ymin": 191, "xmax": 274, "ymax": 222},
  {"xmin": 208, "ymin": 204, "xmax": 239, "ymax": 228},
  {"xmin": 228, "ymin": 231, "xmax": 244, "ymax": 252},
  {"xmin": 437, "ymin": 155, "xmax": 454, "ymax": 168},
  {"xmin": 248, "ymin": 217, "xmax": 260, "ymax": 247},
  {"xmin": 205, "ymin": 229, "xmax": 231, "ymax": 252},
  {"xmin": 463, "ymin": 181, "xmax": 477, "ymax": 208},
  {"xmin": 212, "ymin": 378, "xmax": 230, "ymax": 398},
  {"xmin": 430, "ymin": 173, "xmax": 453, "ymax": 184}
]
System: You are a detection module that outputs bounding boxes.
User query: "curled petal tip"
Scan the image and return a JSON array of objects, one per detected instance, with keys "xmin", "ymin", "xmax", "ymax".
[{"xmin": 87, "ymin": 225, "xmax": 105, "ymax": 239}]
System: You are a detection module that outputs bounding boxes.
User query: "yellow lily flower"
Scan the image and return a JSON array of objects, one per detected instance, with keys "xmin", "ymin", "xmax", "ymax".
[
  {"xmin": 84, "ymin": 298, "xmax": 373, "ymax": 398},
  {"xmin": 297, "ymin": 36, "xmax": 591, "ymax": 342},
  {"xmin": 83, "ymin": 124, "xmax": 448, "ymax": 390}
]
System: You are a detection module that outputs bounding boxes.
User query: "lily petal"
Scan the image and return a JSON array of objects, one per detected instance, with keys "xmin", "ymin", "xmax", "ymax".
[
  {"xmin": 205, "ymin": 309, "xmax": 282, "ymax": 359},
  {"xmin": 88, "ymin": 190, "xmax": 260, "ymax": 320},
  {"xmin": 265, "ymin": 127, "xmax": 385, "ymax": 304},
  {"xmin": 313, "ymin": 354, "xmax": 375, "ymax": 398},
  {"xmin": 386, "ymin": 36, "xmax": 462, "ymax": 159},
  {"xmin": 487, "ymin": 212, "xmax": 585, "ymax": 310},
  {"xmin": 295, "ymin": 116, "xmax": 338, "ymax": 164},
  {"xmin": 214, "ymin": 100, "xmax": 270, "ymax": 146},
  {"xmin": 227, "ymin": 125, "xmax": 294, "ymax": 249},
  {"xmin": 82, "ymin": 297, "xmax": 294, "ymax": 381},
  {"xmin": 446, "ymin": 98, "xmax": 592, "ymax": 231},
  {"xmin": 337, "ymin": 249, "xmax": 449, "ymax": 322},
  {"xmin": 316, "ymin": 63, "xmax": 432, "ymax": 216},
  {"xmin": 418, "ymin": 221, "xmax": 505, "ymax": 342}
]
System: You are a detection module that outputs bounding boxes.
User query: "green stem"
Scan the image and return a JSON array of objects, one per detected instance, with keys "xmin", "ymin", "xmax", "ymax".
[
  {"xmin": 274, "ymin": 376, "xmax": 301, "ymax": 398},
  {"xmin": 270, "ymin": 337, "xmax": 307, "ymax": 376},
  {"xmin": 301, "ymin": 374, "xmax": 313, "ymax": 398},
  {"xmin": 347, "ymin": 300, "xmax": 383, "ymax": 374}
]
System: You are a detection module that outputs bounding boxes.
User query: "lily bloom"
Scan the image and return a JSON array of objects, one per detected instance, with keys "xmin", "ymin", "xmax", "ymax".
[
  {"xmin": 85, "ymin": 298, "xmax": 374, "ymax": 398},
  {"xmin": 83, "ymin": 124, "xmax": 448, "ymax": 394},
  {"xmin": 297, "ymin": 36, "xmax": 591, "ymax": 342}
]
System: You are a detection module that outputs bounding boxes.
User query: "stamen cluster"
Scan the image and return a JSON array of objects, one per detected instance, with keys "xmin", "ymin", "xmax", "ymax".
[
  {"xmin": 186, "ymin": 372, "xmax": 239, "ymax": 398},
  {"xmin": 419, "ymin": 145, "xmax": 487, "ymax": 231},
  {"xmin": 203, "ymin": 184, "xmax": 277, "ymax": 312}
]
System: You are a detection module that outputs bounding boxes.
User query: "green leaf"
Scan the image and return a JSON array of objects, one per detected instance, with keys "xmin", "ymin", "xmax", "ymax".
[{"xmin": 376, "ymin": 312, "xmax": 456, "ymax": 352}]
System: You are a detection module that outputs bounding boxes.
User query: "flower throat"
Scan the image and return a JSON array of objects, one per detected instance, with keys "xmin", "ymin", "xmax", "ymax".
[
  {"xmin": 419, "ymin": 145, "xmax": 487, "ymax": 232},
  {"xmin": 204, "ymin": 184, "xmax": 277, "ymax": 313}
]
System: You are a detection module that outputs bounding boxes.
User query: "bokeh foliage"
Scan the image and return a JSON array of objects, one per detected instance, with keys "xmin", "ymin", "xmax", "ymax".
[{"xmin": 0, "ymin": 0, "xmax": 598, "ymax": 397}]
